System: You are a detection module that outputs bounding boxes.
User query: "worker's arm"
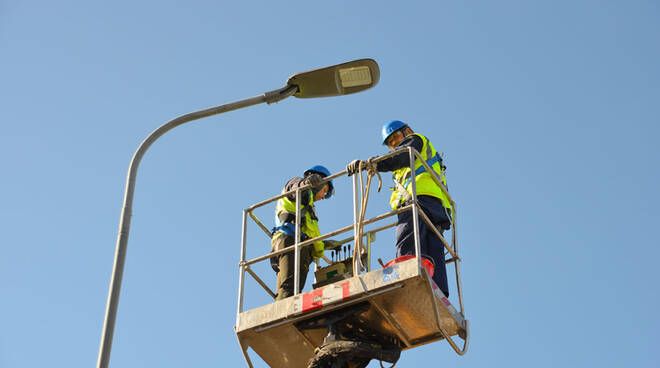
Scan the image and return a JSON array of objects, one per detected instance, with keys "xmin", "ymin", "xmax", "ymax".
[
  {"xmin": 283, "ymin": 174, "xmax": 324, "ymax": 204},
  {"xmin": 282, "ymin": 177, "xmax": 312, "ymax": 204},
  {"xmin": 376, "ymin": 135, "xmax": 424, "ymax": 172}
]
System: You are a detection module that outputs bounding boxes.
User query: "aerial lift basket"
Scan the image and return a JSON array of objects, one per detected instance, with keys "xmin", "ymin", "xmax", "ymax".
[{"xmin": 234, "ymin": 147, "xmax": 469, "ymax": 367}]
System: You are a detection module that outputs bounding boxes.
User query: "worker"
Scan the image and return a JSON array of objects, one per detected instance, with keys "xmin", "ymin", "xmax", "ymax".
[
  {"xmin": 346, "ymin": 120, "xmax": 452, "ymax": 297},
  {"xmin": 271, "ymin": 165, "xmax": 337, "ymax": 300}
]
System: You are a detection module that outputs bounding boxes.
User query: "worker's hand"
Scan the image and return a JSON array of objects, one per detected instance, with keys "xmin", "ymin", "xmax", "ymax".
[
  {"xmin": 312, "ymin": 241, "xmax": 325, "ymax": 259},
  {"xmin": 364, "ymin": 156, "xmax": 380, "ymax": 173},
  {"xmin": 346, "ymin": 159, "xmax": 363, "ymax": 176},
  {"xmin": 324, "ymin": 239, "xmax": 341, "ymax": 250},
  {"xmin": 304, "ymin": 173, "xmax": 324, "ymax": 189},
  {"xmin": 312, "ymin": 247, "xmax": 324, "ymax": 260},
  {"xmin": 367, "ymin": 156, "xmax": 378, "ymax": 167}
]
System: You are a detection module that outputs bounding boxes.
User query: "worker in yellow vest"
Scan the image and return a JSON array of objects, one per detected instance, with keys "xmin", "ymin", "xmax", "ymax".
[
  {"xmin": 271, "ymin": 165, "xmax": 337, "ymax": 300},
  {"xmin": 346, "ymin": 121, "xmax": 452, "ymax": 296}
]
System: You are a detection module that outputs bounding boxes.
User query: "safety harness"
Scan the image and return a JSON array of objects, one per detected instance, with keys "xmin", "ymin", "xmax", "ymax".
[{"xmin": 272, "ymin": 192, "xmax": 317, "ymax": 240}]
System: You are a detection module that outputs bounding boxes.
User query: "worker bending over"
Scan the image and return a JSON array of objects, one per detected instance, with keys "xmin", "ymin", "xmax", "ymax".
[
  {"xmin": 347, "ymin": 120, "xmax": 452, "ymax": 297},
  {"xmin": 271, "ymin": 165, "xmax": 336, "ymax": 300}
]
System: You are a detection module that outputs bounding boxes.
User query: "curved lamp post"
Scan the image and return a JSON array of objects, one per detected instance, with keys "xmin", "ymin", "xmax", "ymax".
[{"xmin": 96, "ymin": 59, "xmax": 380, "ymax": 368}]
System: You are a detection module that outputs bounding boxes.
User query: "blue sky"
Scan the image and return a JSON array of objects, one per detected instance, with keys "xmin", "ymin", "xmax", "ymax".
[{"xmin": 1, "ymin": 1, "xmax": 659, "ymax": 367}]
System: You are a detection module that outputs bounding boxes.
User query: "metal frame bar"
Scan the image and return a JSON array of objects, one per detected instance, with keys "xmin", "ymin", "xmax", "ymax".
[
  {"xmin": 243, "ymin": 206, "xmax": 410, "ymax": 267},
  {"xmin": 236, "ymin": 334, "xmax": 254, "ymax": 368},
  {"xmin": 408, "ymin": 147, "xmax": 465, "ymax": 315},
  {"xmin": 236, "ymin": 210, "xmax": 249, "ymax": 319},
  {"xmin": 294, "ymin": 188, "xmax": 302, "ymax": 295},
  {"xmin": 416, "ymin": 205, "xmax": 459, "ymax": 260},
  {"xmin": 248, "ymin": 211, "xmax": 272, "ymax": 238},
  {"xmin": 352, "ymin": 173, "xmax": 361, "ymax": 274},
  {"xmin": 245, "ymin": 171, "xmax": 346, "ymax": 212},
  {"xmin": 408, "ymin": 147, "xmax": 423, "ymax": 276},
  {"xmin": 451, "ymin": 204, "xmax": 465, "ymax": 314},
  {"xmin": 245, "ymin": 266, "xmax": 276, "ymax": 299},
  {"xmin": 425, "ymin": 277, "xmax": 469, "ymax": 355}
]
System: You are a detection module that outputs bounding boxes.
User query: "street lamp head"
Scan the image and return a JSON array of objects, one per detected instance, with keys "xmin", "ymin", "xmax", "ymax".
[{"xmin": 286, "ymin": 58, "xmax": 380, "ymax": 99}]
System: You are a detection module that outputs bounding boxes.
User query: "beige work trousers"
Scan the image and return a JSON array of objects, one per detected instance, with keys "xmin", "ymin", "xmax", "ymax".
[{"xmin": 271, "ymin": 233, "xmax": 313, "ymax": 300}]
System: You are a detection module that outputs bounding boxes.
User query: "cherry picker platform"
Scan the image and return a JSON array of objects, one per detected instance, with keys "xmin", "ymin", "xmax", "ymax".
[{"xmin": 234, "ymin": 147, "xmax": 469, "ymax": 367}]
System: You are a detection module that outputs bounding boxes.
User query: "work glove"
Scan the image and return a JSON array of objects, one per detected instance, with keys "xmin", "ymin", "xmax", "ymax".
[
  {"xmin": 323, "ymin": 239, "xmax": 341, "ymax": 250},
  {"xmin": 304, "ymin": 173, "xmax": 324, "ymax": 189},
  {"xmin": 346, "ymin": 159, "xmax": 363, "ymax": 176},
  {"xmin": 312, "ymin": 241, "xmax": 325, "ymax": 259}
]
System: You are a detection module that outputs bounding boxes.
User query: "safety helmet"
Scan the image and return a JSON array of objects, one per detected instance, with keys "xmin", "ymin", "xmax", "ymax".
[
  {"xmin": 304, "ymin": 165, "xmax": 334, "ymax": 199},
  {"xmin": 381, "ymin": 120, "xmax": 408, "ymax": 145}
]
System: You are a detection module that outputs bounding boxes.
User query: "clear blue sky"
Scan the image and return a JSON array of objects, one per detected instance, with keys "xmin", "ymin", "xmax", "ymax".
[{"xmin": 1, "ymin": 1, "xmax": 659, "ymax": 367}]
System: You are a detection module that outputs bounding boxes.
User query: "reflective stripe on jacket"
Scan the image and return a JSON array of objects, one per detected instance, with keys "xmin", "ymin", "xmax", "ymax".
[{"xmin": 389, "ymin": 133, "xmax": 452, "ymax": 210}]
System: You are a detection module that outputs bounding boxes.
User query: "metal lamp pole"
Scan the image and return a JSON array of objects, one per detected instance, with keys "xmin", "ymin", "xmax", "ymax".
[{"xmin": 96, "ymin": 59, "xmax": 380, "ymax": 368}]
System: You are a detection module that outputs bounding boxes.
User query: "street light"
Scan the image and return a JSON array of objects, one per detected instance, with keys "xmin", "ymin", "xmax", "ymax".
[{"xmin": 96, "ymin": 59, "xmax": 380, "ymax": 368}]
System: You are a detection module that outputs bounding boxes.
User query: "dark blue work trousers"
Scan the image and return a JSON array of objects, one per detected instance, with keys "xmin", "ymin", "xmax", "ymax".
[{"xmin": 395, "ymin": 195, "xmax": 452, "ymax": 297}]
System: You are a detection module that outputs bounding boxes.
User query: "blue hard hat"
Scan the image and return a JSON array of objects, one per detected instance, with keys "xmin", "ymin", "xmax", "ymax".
[
  {"xmin": 381, "ymin": 120, "xmax": 408, "ymax": 145},
  {"xmin": 304, "ymin": 165, "xmax": 334, "ymax": 199}
]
